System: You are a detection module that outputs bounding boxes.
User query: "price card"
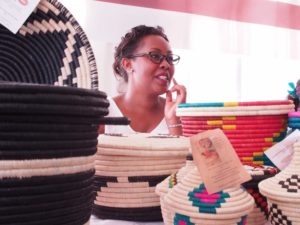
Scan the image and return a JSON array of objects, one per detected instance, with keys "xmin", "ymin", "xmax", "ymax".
[
  {"xmin": 190, "ymin": 129, "xmax": 251, "ymax": 194},
  {"xmin": 0, "ymin": 0, "xmax": 40, "ymax": 33},
  {"xmin": 265, "ymin": 129, "xmax": 300, "ymax": 170}
]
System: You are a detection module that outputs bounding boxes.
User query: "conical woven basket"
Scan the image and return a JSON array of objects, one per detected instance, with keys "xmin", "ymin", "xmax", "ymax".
[
  {"xmin": 163, "ymin": 167, "xmax": 254, "ymax": 225},
  {"xmin": 259, "ymin": 142, "xmax": 300, "ymax": 225}
]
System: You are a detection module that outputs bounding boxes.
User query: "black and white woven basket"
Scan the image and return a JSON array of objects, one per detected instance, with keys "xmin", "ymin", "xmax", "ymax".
[{"xmin": 0, "ymin": 0, "xmax": 98, "ymax": 89}]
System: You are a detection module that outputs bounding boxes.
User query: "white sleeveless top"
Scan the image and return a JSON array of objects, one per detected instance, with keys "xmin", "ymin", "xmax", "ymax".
[{"xmin": 104, "ymin": 97, "xmax": 169, "ymax": 134}]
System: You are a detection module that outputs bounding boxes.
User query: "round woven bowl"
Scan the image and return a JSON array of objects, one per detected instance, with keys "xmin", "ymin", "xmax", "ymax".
[
  {"xmin": 163, "ymin": 167, "xmax": 254, "ymax": 224},
  {"xmin": 0, "ymin": 0, "xmax": 98, "ymax": 89},
  {"xmin": 259, "ymin": 142, "xmax": 300, "ymax": 224},
  {"xmin": 178, "ymin": 101, "xmax": 293, "ymax": 166},
  {"xmin": 94, "ymin": 133, "xmax": 189, "ymax": 221}
]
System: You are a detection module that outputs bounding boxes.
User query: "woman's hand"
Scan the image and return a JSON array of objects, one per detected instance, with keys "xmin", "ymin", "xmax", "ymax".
[{"xmin": 165, "ymin": 78, "xmax": 186, "ymax": 133}]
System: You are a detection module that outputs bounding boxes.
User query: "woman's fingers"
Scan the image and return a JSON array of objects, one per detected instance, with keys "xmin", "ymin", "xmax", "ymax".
[
  {"xmin": 169, "ymin": 84, "xmax": 186, "ymax": 103},
  {"xmin": 165, "ymin": 90, "xmax": 172, "ymax": 102},
  {"xmin": 172, "ymin": 78, "xmax": 178, "ymax": 85}
]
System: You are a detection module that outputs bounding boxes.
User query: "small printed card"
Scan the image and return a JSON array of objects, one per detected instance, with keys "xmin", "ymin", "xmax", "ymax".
[
  {"xmin": 190, "ymin": 128, "xmax": 251, "ymax": 194},
  {"xmin": 265, "ymin": 129, "xmax": 300, "ymax": 170},
  {"xmin": 0, "ymin": 0, "xmax": 40, "ymax": 34}
]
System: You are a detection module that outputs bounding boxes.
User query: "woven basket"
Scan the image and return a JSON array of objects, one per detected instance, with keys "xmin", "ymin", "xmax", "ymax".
[
  {"xmin": 163, "ymin": 167, "xmax": 254, "ymax": 224},
  {"xmin": 0, "ymin": 82, "xmax": 112, "ymax": 225},
  {"xmin": 243, "ymin": 165, "xmax": 279, "ymax": 225},
  {"xmin": 259, "ymin": 142, "xmax": 300, "ymax": 224},
  {"xmin": 177, "ymin": 101, "xmax": 294, "ymax": 165},
  {"xmin": 93, "ymin": 133, "xmax": 189, "ymax": 221},
  {"xmin": 155, "ymin": 154, "xmax": 195, "ymax": 225},
  {"xmin": 0, "ymin": 0, "xmax": 98, "ymax": 89}
]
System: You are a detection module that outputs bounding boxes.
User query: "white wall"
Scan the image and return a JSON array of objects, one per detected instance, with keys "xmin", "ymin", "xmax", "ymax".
[{"xmin": 60, "ymin": 0, "xmax": 300, "ymax": 102}]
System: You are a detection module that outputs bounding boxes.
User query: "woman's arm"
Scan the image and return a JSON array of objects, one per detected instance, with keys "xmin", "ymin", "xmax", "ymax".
[{"xmin": 164, "ymin": 79, "xmax": 187, "ymax": 135}]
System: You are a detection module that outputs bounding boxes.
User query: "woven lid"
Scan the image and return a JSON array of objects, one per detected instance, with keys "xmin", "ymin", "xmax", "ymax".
[
  {"xmin": 0, "ymin": 0, "xmax": 98, "ymax": 89},
  {"xmin": 164, "ymin": 167, "xmax": 254, "ymax": 221},
  {"xmin": 94, "ymin": 134, "xmax": 189, "ymax": 221},
  {"xmin": 156, "ymin": 158, "xmax": 196, "ymax": 197},
  {"xmin": 259, "ymin": 142, "xmax": 300, "ymax": 202},
  {"xmin": 98, "ymin": 133, "xmax": 189, "ymax": 151}
]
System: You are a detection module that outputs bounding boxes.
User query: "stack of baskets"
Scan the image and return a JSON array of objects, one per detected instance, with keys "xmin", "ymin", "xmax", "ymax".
[
  {"xmin": 288, "ymin": 112, "xmax": 300, "ymax": 131},
  {"xmin": 177, "ymin": 100, "xmax": 294, "ymax": 165},
  {"xmin": 94, "ymin": 133, "xmax": 189, "ymax": 221},
  {"xmin": 0, "ymin": 0, "xmax": 130, "ymax": 224},
  {"xmin": 0, "ymin": 82, "xmax": 110, "ymax": 225},
  {"xmin": 259, "ymin": 142, "xmax": 300, "ymax": 225}
]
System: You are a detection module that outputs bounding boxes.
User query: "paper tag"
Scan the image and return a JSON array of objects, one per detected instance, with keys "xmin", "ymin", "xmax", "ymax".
[
  {"xmin": 265, "ymin": 129, "xmax": 300, "ymax": 170},
  {"xmin": 190, "ymin": 129, "xmax": 251, "ymax": 194},
  {"xmin": 0, "ymin": 0, "xmax": 40, "ymax": 34}
]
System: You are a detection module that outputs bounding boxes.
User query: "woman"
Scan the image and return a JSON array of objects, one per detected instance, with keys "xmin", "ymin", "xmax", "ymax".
[{"xmin": 101, "ymin": 25, "xmax": 186, "ymax": 135}]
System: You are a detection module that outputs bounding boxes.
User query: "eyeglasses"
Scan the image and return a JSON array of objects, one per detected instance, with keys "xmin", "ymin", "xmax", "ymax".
[{"xmin": 128, "ymin": 51, "xmax": 180, "ymax": 65}]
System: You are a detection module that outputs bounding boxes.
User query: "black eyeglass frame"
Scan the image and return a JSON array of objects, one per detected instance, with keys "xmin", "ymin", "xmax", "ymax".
[{"xmin": 127, "ymin": 51, "xmax": 180, "ymax": 65}]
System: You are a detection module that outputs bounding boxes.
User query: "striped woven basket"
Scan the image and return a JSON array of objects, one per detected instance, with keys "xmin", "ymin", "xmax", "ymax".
[
  {"xmin": 94, "ymin": 133, "xmax": 189, "ymax": 221},
  {"xmin": 177, "ymin": 101, "xmax": 294, "ymax": 166}
]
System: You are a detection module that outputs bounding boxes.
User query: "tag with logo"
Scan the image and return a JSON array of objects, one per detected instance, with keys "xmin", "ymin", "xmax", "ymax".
[
  {"xmin": 190, "ymin": 128, "xmax": 251, "ymax": 194},
  {"xmin": 0, "ymin": 0, "xmax": 40, "ymax": 33}
]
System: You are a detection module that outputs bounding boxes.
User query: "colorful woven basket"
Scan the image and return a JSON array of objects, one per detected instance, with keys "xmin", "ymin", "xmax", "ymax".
[
  {"xmin": 94, "ymin": 133, "xmax": 189, "ymax": 221},
  {"xmin": 178, "ymin": 101, "xmax": 294, "ymax": 165},
  {"xmin": 259, "ymin": 142, "xmax": 300, "ymax": 225},
  {"xmin": 163, "ymin": 167, "xmax": 254, "ymax": 225},
  {"xmin": 288, "ymin": 112, "xmax": 300, "ymax": 131}
]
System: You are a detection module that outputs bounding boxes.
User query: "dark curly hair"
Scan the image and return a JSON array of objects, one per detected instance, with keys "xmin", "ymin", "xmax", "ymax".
[{"xmin": 113, "ymin": 25, "xmax": 169, "ymax": 82}]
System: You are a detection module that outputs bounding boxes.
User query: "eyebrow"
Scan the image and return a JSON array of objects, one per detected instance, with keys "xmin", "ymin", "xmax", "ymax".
[{"xmin": 149, "ymin": 48, "xmax": 173, "ymax": 54}]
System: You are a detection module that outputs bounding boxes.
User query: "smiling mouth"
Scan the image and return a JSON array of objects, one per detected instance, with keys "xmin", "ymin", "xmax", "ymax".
[{"xmin": 157, "ymin": 75, "xmax": 170, "ymax": 84}]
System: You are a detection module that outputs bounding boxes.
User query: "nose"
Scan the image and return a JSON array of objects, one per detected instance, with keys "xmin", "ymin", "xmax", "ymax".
[{"xmin": 160, "ymin": 57, "xmax": 171, "ymax": 69}]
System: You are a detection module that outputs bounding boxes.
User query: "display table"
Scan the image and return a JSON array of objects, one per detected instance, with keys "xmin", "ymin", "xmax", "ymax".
[
  {"xmin": 90, "ymin": 216, "xmax": 163, "ymax": 225},
  {"xmin": 90, "ymin": 215, "xmax": 271, "ymax": 225}
]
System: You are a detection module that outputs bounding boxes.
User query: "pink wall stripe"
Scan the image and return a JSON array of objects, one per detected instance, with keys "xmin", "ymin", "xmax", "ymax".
[{"xmin": 95, "ymin": 0, "xmax": 300, "ymax": 30}]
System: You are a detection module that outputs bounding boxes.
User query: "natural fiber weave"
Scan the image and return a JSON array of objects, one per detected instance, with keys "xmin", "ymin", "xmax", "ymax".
[
  {"xmin": 155, "ymin": 155, "xmax": 195, "ymax": 225},
  {"xmin": 0, "ymin": 0, "xmax": 98, "ymax": 89},
  {"xmin": 163, "ymin": 167, "xmax": 254, "ymax": 224},
  {"xmin": 242, "ymin": 165, "xmax": 279, "ymax": 225},
  {"xmin": 259, "ymin": 142, "xmax": 300, "ymax": 224},
  {"xmin": 94, "ymin": 133, "xmax": 189, "ymax": 221},
  {"xmin": 0, "ymin": 169, "xmax": 94, "ymax": 225},
  {"xmin": 179, "ymin": 101, "xmax": 290, "ymax": 166}
]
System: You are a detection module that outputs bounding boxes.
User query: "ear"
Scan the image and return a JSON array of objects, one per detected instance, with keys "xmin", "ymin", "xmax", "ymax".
[{"xmin": 121, "ymin": 57, "xmax": 133, "ymax": 73}]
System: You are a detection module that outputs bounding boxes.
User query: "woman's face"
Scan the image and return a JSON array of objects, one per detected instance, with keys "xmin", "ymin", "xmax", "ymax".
[{"xmin": 129, "ymin": 35, "xmax": 175, "ymax": 95}]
